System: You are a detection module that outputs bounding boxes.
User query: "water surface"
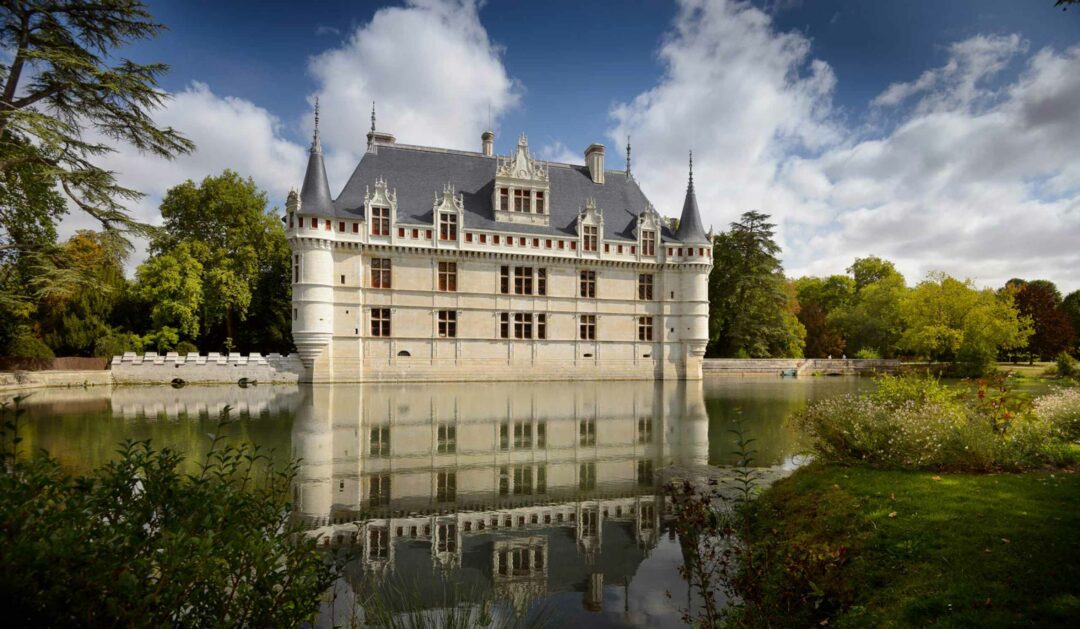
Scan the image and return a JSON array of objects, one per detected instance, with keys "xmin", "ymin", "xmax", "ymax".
[{"xmin": 12, "ymin": 376, "xmax": 870, "ymax": 628}]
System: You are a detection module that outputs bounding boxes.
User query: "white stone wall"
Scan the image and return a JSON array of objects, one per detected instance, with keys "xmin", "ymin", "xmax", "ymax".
[{"xmin": 110, "ymin": 352, "xmax": 304, "ymax": 384}]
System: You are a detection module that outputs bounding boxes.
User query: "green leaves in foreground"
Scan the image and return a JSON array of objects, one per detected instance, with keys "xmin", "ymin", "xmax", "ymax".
[{"xmin": 0, "ymin": 403, "xmax": 338, "ymax": 627}]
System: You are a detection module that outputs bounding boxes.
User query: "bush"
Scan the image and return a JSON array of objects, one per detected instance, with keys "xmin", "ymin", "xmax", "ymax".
[
  {"xmin": 92, "ymin": 330, "xmax": 144, "ymax": 357},
  {"xmin": 5, "ymin": 334, "xmax": 54, "ymax": 358},
  {"xmin": 0, "ymin": 401, "xmax": 339, "ymax": 626},
  {"xmin": 1056, "ymin": 352, "xmax": 1079, "ymax": 379},
  {"xmin": 854, "ymin": 347, "xmax": 880, "ymax": 359},
  {"xmin": 175, "ymin": 340, "xmax": 199, "ymax": 356},
  {"xmin": 795, "ymin": 374, "xmax": 1072, "ymax": 471},
  {"xmin": 1034, "ymin": 388, "xmax": 1080, "ymax": 442}
]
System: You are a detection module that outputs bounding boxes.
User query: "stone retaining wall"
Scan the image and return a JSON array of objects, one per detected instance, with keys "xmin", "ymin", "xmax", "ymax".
[
  {"xmin": 703, "ymin": 358, "xmax": 898, "ymax": 377},
  {"xmin": 110, "ymin": 352, "xmax": 304, "ymax": 385},
  {"xmin": 0, "ymin": 369, "xmax": 112, "ymax": 393}
]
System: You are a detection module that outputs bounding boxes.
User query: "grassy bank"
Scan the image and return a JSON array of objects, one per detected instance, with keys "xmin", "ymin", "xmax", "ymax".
[{"xmin": 743, "ymin": 465, "xmax": 1080, "ymax": 627}]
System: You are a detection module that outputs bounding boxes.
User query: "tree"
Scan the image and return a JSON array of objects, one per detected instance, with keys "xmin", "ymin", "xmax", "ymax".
[
  {"xmin": 154, "ymin": 170, "xmax": 291, "ymax": 352},
  {"xmin": 794, "ymin": 275, "xmax": 854, "ymax": 358},
  {"xmin": 0, "ymin": 0, "xmax": 193, "ymax": 240},
  {"xmin": 708, "ymin": 211, "xmax": 805, "ymax": 357},
  {"xmin": 832, "ymin": 257, "xmax": 907, "ymax": 358},
  {"xmin": 1063, "ymin": 290, "xmax": 1080, "ymax": 356},
  {"xmin": 134, "ymin": 243, "xmax": 203, "ymax": 340},
  {"xmin": 1010, "ymin": 279, "xmax": 1076, "ymax": 362},
  {"xmin": 900, "ymin": 272, "xmax": 1030, "ymax": 375}
]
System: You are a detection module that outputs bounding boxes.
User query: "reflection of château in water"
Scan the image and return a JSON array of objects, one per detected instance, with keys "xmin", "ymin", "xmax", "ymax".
[{"xmin": 291, "ymin": 380, "xmax": 708, "ymax": 612}]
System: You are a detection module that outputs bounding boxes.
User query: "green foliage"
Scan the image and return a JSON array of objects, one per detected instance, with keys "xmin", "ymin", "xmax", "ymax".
[
  {"xmin": 134, "ymin": 242, "xmax": 203, "ymax": 339},
  {"xmin": 853, "ymin": 347, "xmax": 880, "ymax": 359},
  {"xmin": 740, "ymin": 466, "xmax": 1080, "ymax": 627},
  {"xmin": 830, "ymin": 257, "xmax": 906, "ymax": 358},
  {"xmin": 709, "ymin": 211, "xmax": 805, "ymax": 358},
  {"xmin": 5, "ymin": 332, "xmax": 54, "ymax": 358},
  {"xmin": 1056, "ymin": 351, "xmax": 1080, "ymax": 379},
  {"xmin": 92, "ymin": 329, "xmax": 144, "ymax": 357},
  {"xmin": 175, "ymin": 340, "xmax": 198, "ymax": 355},
  {"xmin": 0, "ymin": 401, "xmax": 339, "ymax": 626},
  {"xmin": 795, "ymin": 374, "xmax": 1076, "ymax": 471},
  {"xmin": 795, "ymin": 275, "xmax": 854, "ymax": 358},
  {"xmin": 900, "ymin": 272, "xmax": 1030, "ymax": 376},
  {"xmin": 143, "ymin": 325, "xmax": 180, "ymax": 352},
  {"xmin": 1063, "ymin": 290, "xmax": 1080, "ymax": 355}
]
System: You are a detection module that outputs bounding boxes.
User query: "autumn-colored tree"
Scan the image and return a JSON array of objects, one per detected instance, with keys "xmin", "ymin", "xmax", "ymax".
[
  {"xmin": 1063, "ymin": 290, "xmax": 1080, "ymax": 357},
  {"xmin": 794, "ymin": 275, "xmax": 854, "ymax": 358},
  {"xmin": 1009, "ymin": 279, "xmax": 1076, "ymax": 362}
]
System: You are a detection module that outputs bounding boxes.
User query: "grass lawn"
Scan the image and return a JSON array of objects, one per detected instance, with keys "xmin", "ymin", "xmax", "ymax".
[{"xmin": 745, "ymin": 465, "xmax": 1080, "ymax": 627}]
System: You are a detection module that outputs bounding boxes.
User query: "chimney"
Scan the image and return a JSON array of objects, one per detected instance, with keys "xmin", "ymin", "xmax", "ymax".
[
  {"xmin": 585, "ymin": 144, "xmax": 605, "ymax": 184},
  {"xmin": 481, "ymin": 130, "xmax": 495, "ymax": 157}
]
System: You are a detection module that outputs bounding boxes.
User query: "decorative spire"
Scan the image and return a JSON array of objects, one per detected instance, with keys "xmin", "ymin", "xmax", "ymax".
[
  {"xmin": 688, "ymin": 149, "xmax": 693, "ymax": 187},
  {"xmin": 311, "ymin": 96, "xmax": 322, "ymax": 153},
  {"xmin": 675, "ymin": 148, "xmax": 709, "ymax": 244},
  {"xmin": 625, "ymin": 136, "xmax": 632, "ymax": 177},
  {"xmin": 370, "ymin": 101, "xmax": 376, "ymax": 133}
]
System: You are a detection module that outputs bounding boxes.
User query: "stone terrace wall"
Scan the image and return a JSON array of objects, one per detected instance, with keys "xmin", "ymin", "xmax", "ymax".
[
  {"xmin": 110, "ymin": 352, "xmax": 304, "ymax": 385},
  {"xmin": 703, "ymin": 358, "xmax": 898, "ymax": 377}
]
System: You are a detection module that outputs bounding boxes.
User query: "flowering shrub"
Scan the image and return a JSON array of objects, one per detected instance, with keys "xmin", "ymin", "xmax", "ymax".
[
  {"xmin": 796, "ymin": 375, "xmax": 1075, "ymax": 471},
  {"xmin": 1034, "ymin": 387, "xmax": 1080, "ymax": 442}
]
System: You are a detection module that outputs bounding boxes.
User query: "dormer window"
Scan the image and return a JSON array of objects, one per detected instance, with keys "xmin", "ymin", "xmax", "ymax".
[
  {"xmin": 371, "ymin": 207, "xmax": 390, "ymax": 236},
  {"xmin": 583, "ymin": 225, "xmax": 598, "ymax": 252},
  {"xmin": 439, "ymin": 213, "xmax": 457, "ymax": 240},
  {"xmin": 535, "ymin": 191, "xmax": 544, "ymax": 213},
  {"xmin": 493, "ymin": 134, "xmax": 550, "ymax": 227},
  {"xmin": 642, "ymin": 229, "xmax": 656, "ymax": 256},
  {"xmin": 514, "ymin": 189, "xmax": 527, "ymax": 212},
  {"xmin": 500, "ymin": 187, "xmax": 509, "ymax": 211}
]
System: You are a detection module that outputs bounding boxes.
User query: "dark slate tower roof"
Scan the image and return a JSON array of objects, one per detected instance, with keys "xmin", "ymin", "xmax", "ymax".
[
  {"xmin": 674, "ymin": 151, "xmax": 710, "ymax": 244},
  {"xmin": 299, "ymin": 101, "xmax": 335, "ymax": 217}
]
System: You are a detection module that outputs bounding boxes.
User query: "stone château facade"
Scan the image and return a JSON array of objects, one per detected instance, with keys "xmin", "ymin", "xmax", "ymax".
[{"xmin": 286, "ymin": 109, "xmax": 712, "ymax": 383}]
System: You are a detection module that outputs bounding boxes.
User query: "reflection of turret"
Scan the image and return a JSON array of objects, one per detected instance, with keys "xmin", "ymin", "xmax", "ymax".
[
  {"xmin": 583, "ymin": 572, "xmax": 604, "ymax": 613},
  {"xmin": 292, "ymin": 386, "xmax": 334, "ymax": 527},
  {"xmin": 672, "ymin": 380, "xmax": 709, "ymax": 466}
]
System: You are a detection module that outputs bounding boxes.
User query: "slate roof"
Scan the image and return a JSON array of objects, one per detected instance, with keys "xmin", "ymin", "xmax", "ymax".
[
  {"xmin": 300, "ymin": 142, "xmax": 702, "ymax": 243},
  {"xmin": 674, "ymin": 178, "xmax": 710, "ymax": 244}
]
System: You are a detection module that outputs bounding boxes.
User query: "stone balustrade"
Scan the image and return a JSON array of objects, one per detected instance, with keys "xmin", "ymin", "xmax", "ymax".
[{"xmin": 110, "ymin": 352, "xmax": 304, "ymax": 385}]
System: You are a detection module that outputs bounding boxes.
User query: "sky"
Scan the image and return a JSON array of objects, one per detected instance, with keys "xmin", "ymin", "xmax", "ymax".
[{"xmin": 62, "ymin": 0, "xmax": 1080, "ymax": 291}]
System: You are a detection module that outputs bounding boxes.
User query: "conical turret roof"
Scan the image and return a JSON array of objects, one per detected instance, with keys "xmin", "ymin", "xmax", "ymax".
[
  {"xmin": 300, "ymin": 100, "xmax": 334, "ymax": 216},
  {"xmin": 674, "ymin": 152, "xmax": 709, "ymax": 244}
]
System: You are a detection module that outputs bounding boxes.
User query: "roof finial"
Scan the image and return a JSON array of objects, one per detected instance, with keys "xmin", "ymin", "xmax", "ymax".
[
  {"xmin": 626, "ymin": 136, "xmax": 632, "ymax": 177},
  {"xmin": 311, "ymin": 96, "xmax": 322, "ymax": 153},
  {"xmin": 688, "ymin": 149, "xmax": 694, "ymax": 187},
  {"xmin": 370, "ymin": 101, "xmax": 376, "ymax": 133}
]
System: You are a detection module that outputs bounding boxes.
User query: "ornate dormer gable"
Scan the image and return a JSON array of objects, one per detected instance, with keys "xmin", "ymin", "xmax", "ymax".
[
  {"xmin": 493, "ymin": 133, "xmax": 551, "ymax": 228},
  {"xmin": 432, "ymin": 182, "xmax": 464, "ymax": 244},
  {"xmin": 364, "ymin": 177, "xmax": 397, "ymax": 238},
  {"xmin": 576, "ymin": 198, "xmax": 604, "ymax": 254},
  {"xmin": 636, "ymin": 203, "xmax": 661, "ymax": 258}
]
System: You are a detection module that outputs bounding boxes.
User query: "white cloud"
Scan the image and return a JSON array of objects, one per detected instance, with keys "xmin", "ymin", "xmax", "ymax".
[
  {"xmin": 610, "ymin": 0, "xmax": 1080, "ymax": 292},
  {"xmin": 307, "ymin": 0, "xmax": 520, "ymax": 186},
  {"xmin": 539, "ymin": 140, "xmax": 583, "ymax": 165}
]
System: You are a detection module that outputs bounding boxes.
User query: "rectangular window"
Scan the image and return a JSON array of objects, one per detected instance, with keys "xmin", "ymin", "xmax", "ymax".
[
  {"xmin": 580, "ymin": 314, "xmax": 596, "ymax": 340},
  {"xmin": 537, "ymin": 268, "xmax": 547, "ymax": 295},
  {"xmin": 499, "ymin": 466, "xmax": 509, "ymax": 495},
  {"xmin": 493, "ymin": 234, "xmax": 500, "ymax": 244},
  {"xmin": 340, "ymin": 274, "xmax": 345, "ymax": 285},
  {"xmin": 437, "ymin": 423, "xmax": 456, "ymax": 454},
  {"xmin": 500, "ymin": 265, "xmax": 510, "ymax": 294},
  {"xmin": 310, "ymin": 217, "xmax": 318, "ymax": 230},
  {"xmin": 426, "ymin": 229, "xmax": 432, "ymax": 240},
  {"xmin": 438, "ymin": 261, "xmax": 457, "ymax": 292},
  {"xmin": 412, "ymin": 228, "xmax": 419, "ymax": 239},
  {"xmin": 583, "ymin": 225, "xmax": 598, "ymax": 251},
  {"xmin": 338, "ymin": 221, "xmax": 345, "ymax": 232},
  {"xmin": 370, "ymin": 426, "xmax": 390, "ymax": 457},
  {"xmin": 514, "ymin": 312, "xmax": 533, "ymax": 339},
  {"xmin": 293, "ymin": 254, "xmax": 300, "ymax": 283},
  {"xmin": 371, "ymin": 258, "xmax": 391, "ymax": 289},
  {"xmin": 437, "ymin": 310, "xmax": 457, "ymax": 338},
  {"xmin": 537, "ymin": 421, "xmax": 547, "ymax": 448},
  {"xmin": 371, "ymin": 308, "xmax": 391, "ymax": 337},
  {"xmin": 579, "ymin": 270, "xmax": 596, "ymax": 298},
  {"xmin": 637, "ymin": 417, "xmax": 653, "ymax": 444},
  {"xmin": 370, "ymin": 206, "xmax": 390, "ymax": 236},
  {"xmin": 514, "ymin": 266, "xmax": 533, "ymax": 295},
  {"xmin": 480, "ymin": 233, "xmax": 487, "ymax": 244},
  {"xmin": 514, "ymin": 188, "xmax": 527, "ymax": 211},
  {"xmin": 500, "ymin": 187, "xmax": 509, "ymax": 211},
  {"xmin": 642, "ymin": 230, "xmax": 655, "ymax": 256},
  {"xmin": 439, "ymin": 213, "xmax": 457, "ymax": 240},
  {"xmin": 558, "ymin": 240, "xmax": 565, "ymax": 250},
  {"xmin": 579, "ymin": 462, "xmax": 596, "ymax": 491},
  {"xmin": 579, "ymin": 419, "xmax": 596, "ymax": 446},
  {"xmin": 369, "ymin": 528, "xmax": 389, "ymax": 558},
  {"xmin": 513, "ymin": 422, "xmax": 533, "ymax": 449},
  {"xmin": 353, "ymin": 222, "xmax": 359, "ymax": 233},
  {"xmin": 638, "ymin": 316, "xmax": 654, "ymax": 342},
  {"xmin": 465, "ymin": 233, "xmax": 473, "ymax": 243},
  {"xmin": 535, "ymin": 191, "xmax": 545, "ymax": 213},
  {"xmin": 499, "ymin": 312, "xmax": 510, "ymax": 339},
  {"xmin": 437, "ymin": 471, "xmax": 456, "ymax": 502},
  {"xmin": 500, "ymin": 423, "xmax": 509, "ymax": 451},
  {"xmin": 638, "ymin": 273, "xmax": 654, "ymax": 300},
  {"xmin": 370, "ymin": 474, "xmax": 390, "ymax": 505},
  {"xmin": 537, "ymin": 313, "xmax": 547, "ymax": 340},
  {"xmin": 324, "ymin": 219, "xmax": 331, "ymax": 231},
  {"xmin": 513, "ymin": 466, "xmax": 533, "ymax": 495},
  {"xmin": 637, "ymin": 460, "xmax": 654, "ymax": 486}
]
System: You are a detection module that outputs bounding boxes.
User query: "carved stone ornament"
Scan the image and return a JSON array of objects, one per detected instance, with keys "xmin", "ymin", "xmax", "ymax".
[{"xmin": 496, "ymin": 133, "xmax": 549, "ymax": 182}]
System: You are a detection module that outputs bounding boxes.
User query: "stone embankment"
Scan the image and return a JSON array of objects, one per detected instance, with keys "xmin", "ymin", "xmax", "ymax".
[
  {"xmin": 702, "ymin": 358, "xmax": 898, "ymax": 377},
  {"xmin": 110, "ymin": 352, "xmax": 304, "ymax": 385}
]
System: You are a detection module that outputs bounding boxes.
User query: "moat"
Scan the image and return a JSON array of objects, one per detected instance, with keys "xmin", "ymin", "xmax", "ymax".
[{"xmin": 15, "ymin": 377, "xmax": 871, "ymax": 628}]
